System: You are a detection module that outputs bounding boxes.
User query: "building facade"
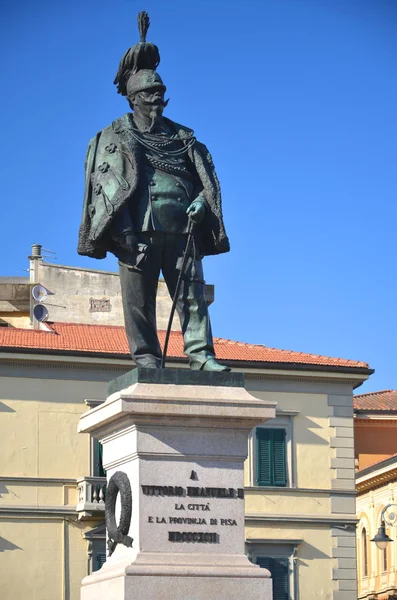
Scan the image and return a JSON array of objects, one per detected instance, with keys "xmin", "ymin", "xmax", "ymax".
[
  {"xmin": 356, "ymin": 455, "xmax": 397, "ymax": 599},
  {"xmin": 0, "ymin": 255, "xmax": 372, "ymax": 600},
  {"xmin": 354, "ymin": 390, "xmax": 397, "ymax": 599},
  {"xmin": 355, "ymin": 390, "xmax": 397, "ymax": 471}
]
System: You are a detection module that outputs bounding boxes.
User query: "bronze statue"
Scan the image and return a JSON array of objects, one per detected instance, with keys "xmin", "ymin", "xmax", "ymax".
[{"xmin": 78, "ymin": 12, "xmax": 230, "ymax": 371}]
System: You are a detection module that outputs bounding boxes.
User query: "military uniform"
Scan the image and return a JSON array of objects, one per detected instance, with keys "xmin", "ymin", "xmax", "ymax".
[
  {"xmin": 78, "ymin": 113, "xmax": 229, "ymax": 368},
  {"xmin": 117, "ymin": 121, "xmax": 214, "ymax": 368}
]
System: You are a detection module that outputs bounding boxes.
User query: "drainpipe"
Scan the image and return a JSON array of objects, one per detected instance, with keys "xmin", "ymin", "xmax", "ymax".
[{"xmin": 62, "ymin": 518, "xmax": 67, "ymax": 600}]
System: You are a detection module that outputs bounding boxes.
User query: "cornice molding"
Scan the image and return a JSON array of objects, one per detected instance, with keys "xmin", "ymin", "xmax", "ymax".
[
  {"xmin": 356, "ymin": 468, "xmax": 397, "ymax": 494},
  {"xmin": 244, "ymin": 372, "xmax": 365, "ymax": 386},
  {"xmin": 0, "ymin": 505, "xmax": 78, "ymax": 517},
  {"xmin": 0, "ymin": 357, "xmax": 127, "ymax": 372},
  {"xmin": 0, "ymin": 476, "xmax": 77, "ymax": 484},
  {"xmin": 246, "ymin": 486, "xmax": 356, "ymax": 496},
  {"xmin": 245, "ymin": 513, "xmax": 358, "ymax": 525},
  {"xmin": 84, "ymin": 399, "xmax": 104, "ymax": 408},
  {"xmin": 355, "ymin": 418, "xmax": 397, "ymax": 426},
  {"xmin": 245, "ymin": 538, "xmax": 303, "ymax": 546}
]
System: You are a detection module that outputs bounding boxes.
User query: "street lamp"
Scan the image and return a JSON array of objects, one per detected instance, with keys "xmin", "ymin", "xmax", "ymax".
[{"xmin": 371, "ymin": 504, "xmax": 396, "ymax": 550}]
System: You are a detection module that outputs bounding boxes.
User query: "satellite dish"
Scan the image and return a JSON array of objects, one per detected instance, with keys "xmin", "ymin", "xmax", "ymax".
[
  {"xmin": 33, "ymin": 304, "xmax": 49, "ymax": 322},
  {"xmin": 32, "ymin": 284, "xmax": 49, "ymax": 303}
]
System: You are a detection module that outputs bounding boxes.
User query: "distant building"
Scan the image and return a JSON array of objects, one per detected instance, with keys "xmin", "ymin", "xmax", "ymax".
[
  {"xmin": 0, "ymin": 246, "xmax": 373, "ymax": 600},
  {"xmin": 354, "ymin": 390, "xmax": 397, "ymax": 471},
  {"xmin": 354, "ymin": 390, "xmax": 397, "ymax": 599},
  {"xmin": 0, "ymin": 244, "xmax": 213, "ymax": 331}
]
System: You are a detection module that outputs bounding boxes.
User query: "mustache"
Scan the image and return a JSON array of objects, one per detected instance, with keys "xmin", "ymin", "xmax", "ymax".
[{"xmin": 139, "ymin": 96, "xmax": 169, "ymax": 108}]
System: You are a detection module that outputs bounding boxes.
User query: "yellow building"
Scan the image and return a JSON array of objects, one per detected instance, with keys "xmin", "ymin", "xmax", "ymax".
[
  {"xmin": 356, "ymin": 456, "xmax": 397, "ymax": 600},
  {"xmin": 0, "ymin": 254, "xmax": 372, "ymax": 600},
  {"xmin": 355, "ymin": 390, "xmax": 397, "ymax": 600}
]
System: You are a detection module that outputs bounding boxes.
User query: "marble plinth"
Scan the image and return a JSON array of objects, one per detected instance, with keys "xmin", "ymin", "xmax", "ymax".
[{"xmin": 78, "ymin": 368, "xmax": 276, "ymax": 600}]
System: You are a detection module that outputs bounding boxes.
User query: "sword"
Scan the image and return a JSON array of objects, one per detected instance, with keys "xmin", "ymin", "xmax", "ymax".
[{"xmin": 161, "ymin": 219, "xmax": 195, "ymax": 369}]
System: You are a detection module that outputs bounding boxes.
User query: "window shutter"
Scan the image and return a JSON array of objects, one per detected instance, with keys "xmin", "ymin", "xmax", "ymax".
[
  {"xmin": 257, "ymin": 556, "xmax": 289, "ymax": 600},
  {"xmin": 256, "ymin": 428, "xmax": 272, "ymax": 485},
  {"xmin": 256, "ymin": 555, "xmax": 271, "ymax": 570},
  {"xmin": 94, "ymin": 552, "xmax": 106, "ymax": 571},
  {"xmin": 272, "ymin": 429, "xmax": 287, "ymax": 486},
  {"xmin": 256, "ymin": 428, "xmax": 287, "ymax": 486},
  {"xmin": 270, "ymin": 557, "xmax": 289, "ymax": 600},
  {"xmin": 97, "ymin": 441, "xmax": 106, "ymax": 477}
]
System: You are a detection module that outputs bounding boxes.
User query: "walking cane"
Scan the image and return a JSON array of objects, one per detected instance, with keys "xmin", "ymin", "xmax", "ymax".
[{"xmin": 161, "ymin": 219, "xmax": 195, "ymax": 369}]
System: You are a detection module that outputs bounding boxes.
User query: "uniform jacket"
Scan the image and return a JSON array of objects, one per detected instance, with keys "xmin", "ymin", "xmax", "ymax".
[{"xmin": 77, "ymin": 113, "xmax": 230, "ymax": 259}]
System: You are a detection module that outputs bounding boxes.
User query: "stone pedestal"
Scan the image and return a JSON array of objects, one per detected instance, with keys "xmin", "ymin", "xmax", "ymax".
[{"xmin": 78, "ymin": 369, "xmax": 276, "ymax": 600}]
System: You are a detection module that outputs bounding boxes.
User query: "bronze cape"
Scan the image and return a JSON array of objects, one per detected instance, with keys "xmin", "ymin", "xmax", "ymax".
[{"xmin": 77, "ymin": 113, "xmax": 230, "ymax": 260}]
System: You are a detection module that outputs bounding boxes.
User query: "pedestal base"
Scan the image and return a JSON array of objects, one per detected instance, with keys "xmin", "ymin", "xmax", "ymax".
[
  {"xmin": 81, "ymin": 552, "xmax": 272, "ymax": 600},
  {"xmin": 79, "ymin": 369, "xmax": 276, "ymax": 600}
]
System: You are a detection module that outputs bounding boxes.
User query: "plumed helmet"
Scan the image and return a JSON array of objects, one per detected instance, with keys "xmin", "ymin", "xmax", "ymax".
[
  {"xmin": 126, "ymin": 69, "xmax": 166, "ymax": 97},
  {"xmin": 114, "ymin": 11, "xmax": 164, "ymax": 97}
]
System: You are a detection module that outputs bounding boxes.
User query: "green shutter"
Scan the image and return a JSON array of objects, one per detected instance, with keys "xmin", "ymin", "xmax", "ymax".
[
  {"xmin": 256, "ymin": 555, "xmax": 271, "ymax": 570},
  {"xmin": 97, "ymin": 441, "xmax": 106, "ymax": 477},
  {"xmin": 94, "ymin": 552, "xmax": 106, "ymax": 571},
  {"xmin": 257, "ymin": 428, "xmax": 272, "ymax": 485},
  {"xmin": 273, "ymin": 429, "xmax": 286, "ymax": 486},
  {"xmin": 256, "ymin": 428, "xmax": 287, "ymax": 487},
  {"xmin": 257, "ymin": 556, "xmax": 289, "ymax": 600}
]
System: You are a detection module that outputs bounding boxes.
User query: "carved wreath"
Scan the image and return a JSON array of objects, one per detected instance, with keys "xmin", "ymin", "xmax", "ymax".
[{"xmin": 105, "ymin": 471, "xmax": 133, "ymax": 556}]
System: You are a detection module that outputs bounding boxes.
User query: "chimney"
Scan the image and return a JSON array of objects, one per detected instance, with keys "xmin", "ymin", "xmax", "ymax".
[
  {"xmin": 29, "ymin": 244, "xmax": 42, "ymax": 284},
  {"xmin": 29, "ymin": 244, "xmax": 42, "ymax": 259}
]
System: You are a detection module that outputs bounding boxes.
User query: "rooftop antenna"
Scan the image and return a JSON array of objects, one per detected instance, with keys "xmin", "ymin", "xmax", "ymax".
[{"xmin": 42, "ymin": 248, "xmax": 57, "ymax": 261}]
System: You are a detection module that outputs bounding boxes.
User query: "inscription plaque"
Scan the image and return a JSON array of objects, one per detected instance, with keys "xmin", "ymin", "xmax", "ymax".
[
  {"xmin": 89, "ymin": 298, "xmax": 111, "ymax": 312},
  {"xmin": 142, "ymin": 484, "xmax": 243, "ymax": 545}
]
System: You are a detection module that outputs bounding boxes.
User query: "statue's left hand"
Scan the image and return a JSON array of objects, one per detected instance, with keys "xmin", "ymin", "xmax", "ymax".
[{"xmin": 186, "ymin": 200, "xmax": 206, "ymax": 224}]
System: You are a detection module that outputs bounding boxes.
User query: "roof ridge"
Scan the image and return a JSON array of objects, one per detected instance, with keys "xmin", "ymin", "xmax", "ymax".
[
  {"xmin": 250, "ymin": 345, "xmax": 363, "ymax": 365},
  {"xmin": 354, "ymin": 389, "xmax": 395, "ymax": 398},
  {"xmin": 210, "ymin": 338, "xmax": 362, "ymax": 363}
]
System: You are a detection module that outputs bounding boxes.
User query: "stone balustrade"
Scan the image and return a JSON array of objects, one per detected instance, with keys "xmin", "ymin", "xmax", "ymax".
[{"xmin": 76, "ymin": 476, "xmax": 106, "ymax": 518}]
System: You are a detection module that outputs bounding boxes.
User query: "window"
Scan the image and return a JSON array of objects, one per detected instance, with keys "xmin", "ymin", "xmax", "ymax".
[
  {"xmin": 97, "ymin": 441, "xmax": 106, "ymax": 477},
  {"xmin": 362, "ymin": 528, "xmax": 368, "ymax": 577},
  {"xmin": 257, "ymin": 556, "xmax": 289, "ymax": 600},
  {"xmin": 94, "ymin": 552, "xmax": 106, "ymax": 572},
  {"xmin": 249, "ymin": 414, "xmax": 295, "ymax": 488},
  {"xmin": 246, "ymin": 539, "xmax": 300, "ymax": 600},
  {"xmin": 93, "ymin": 439, "xmax": 106, "ymax": 477},
  {"xmin": 84, "ymin": 525, "xmax": 106, "ymax": 575},
  {"xmin": 256, "ymin": 428, "xmax": 287, "ymax": 486}
]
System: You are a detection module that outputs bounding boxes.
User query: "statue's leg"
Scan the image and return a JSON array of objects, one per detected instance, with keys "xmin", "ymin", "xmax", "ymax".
[
  {"xmin": 162, "ymin": 234, "xmax": 228, "ymax": 371},
  {"xmin": 118, "ymin": 235, "xmax": 162, "ymax": 367}
]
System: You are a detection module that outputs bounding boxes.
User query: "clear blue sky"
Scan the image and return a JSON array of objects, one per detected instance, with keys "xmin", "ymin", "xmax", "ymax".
[{"xmin": 1, "ymin": 0, "xmax": 396, "ymax": 393}]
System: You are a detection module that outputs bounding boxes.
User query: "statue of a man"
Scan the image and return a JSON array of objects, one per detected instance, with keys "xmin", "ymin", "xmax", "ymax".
[{"xmin": 78, "ymin": 12, "xmax": 230, "ymax": 371}]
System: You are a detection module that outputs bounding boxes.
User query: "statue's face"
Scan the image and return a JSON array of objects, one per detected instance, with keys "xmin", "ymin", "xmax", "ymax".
[{"xmin": 131, "ymin": 87, "xmax": 167, "ymax": 119}]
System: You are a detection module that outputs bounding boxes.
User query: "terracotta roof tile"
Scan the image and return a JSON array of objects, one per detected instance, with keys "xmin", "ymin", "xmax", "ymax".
[
  {"xmin": 0, "ymin": 322, "xmax": 370, "ymax": 370},
  {"xmin": 354, "ymin": 390, "xmax": 397, "ymax": 411}
]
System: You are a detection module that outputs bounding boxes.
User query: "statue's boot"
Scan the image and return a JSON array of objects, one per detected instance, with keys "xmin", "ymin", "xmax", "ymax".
[
  {"xmin": 191, "ymin": 357, "xmax": 231, "ymax": 372},
  {"xmin": 135, "ymin": 358, "xmax": 161, "ymax": 369}
]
